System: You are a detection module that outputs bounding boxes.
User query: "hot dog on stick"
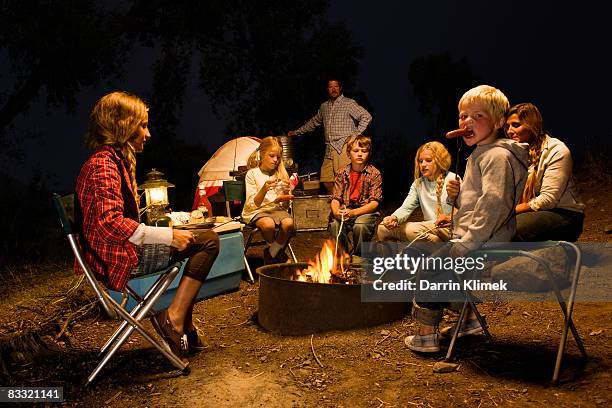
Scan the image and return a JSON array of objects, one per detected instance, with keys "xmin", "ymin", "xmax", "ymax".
[{"xmin": 445, "ymin": 128, "xmax": 472, "ymax": 139}]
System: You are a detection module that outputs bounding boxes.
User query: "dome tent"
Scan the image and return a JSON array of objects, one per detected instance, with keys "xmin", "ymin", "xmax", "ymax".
[{"xmin": 191, "ymin": 136, "xmax": 261, "ymax": 209}]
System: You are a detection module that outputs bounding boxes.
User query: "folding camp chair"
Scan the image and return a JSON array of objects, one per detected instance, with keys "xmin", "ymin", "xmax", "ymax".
[
  {"xmin": 52, "ymin": 193, "xmax": 189, "ymax": 385},
  {"xmin": 223, "ymin": 180, "xmax": 298, "ymax": 282},
  {"xmin": 444, "ymin": 241, "xmax": 587, "ymax": 384}
]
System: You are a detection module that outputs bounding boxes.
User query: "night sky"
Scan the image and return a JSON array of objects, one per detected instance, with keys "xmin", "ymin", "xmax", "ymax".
[{"xmin": 2, "ymin": 0, "xmax": 610, "ymax": 192}]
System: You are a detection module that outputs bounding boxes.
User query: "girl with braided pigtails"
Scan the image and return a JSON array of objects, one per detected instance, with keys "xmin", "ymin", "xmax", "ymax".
[{"xmin": 377, "ymin": 141, "xmax": 459, "ymax": 244}]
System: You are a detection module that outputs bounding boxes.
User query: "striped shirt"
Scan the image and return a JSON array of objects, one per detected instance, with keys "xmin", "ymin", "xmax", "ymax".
[{"xmin": 293, "ymin": 95, "xmax": 372, "ymax": 155}]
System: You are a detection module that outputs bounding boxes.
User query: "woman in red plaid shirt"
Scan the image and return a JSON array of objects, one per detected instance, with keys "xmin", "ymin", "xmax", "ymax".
[{"xmin": 76, "ymin": 91, "xmax": 219, "ymax": 358}]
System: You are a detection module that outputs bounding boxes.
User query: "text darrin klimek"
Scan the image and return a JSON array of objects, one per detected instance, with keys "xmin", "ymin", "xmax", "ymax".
[{"xmin": 372, "ymin": 279, "xmax": 508, "ymax": 291}]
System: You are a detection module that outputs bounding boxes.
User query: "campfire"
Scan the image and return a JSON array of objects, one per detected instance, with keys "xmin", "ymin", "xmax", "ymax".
[
  {"xmin": 256, "ymin": 255, "xmax": 410, "ymax": 335},
  {"xmin": 294, "ymin": 239, "xmax": 361, "ymax": 284}
]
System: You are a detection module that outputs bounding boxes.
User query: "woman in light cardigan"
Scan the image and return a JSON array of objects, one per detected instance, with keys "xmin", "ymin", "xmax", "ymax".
[{"xmin": 506, "ymin": 103, "xmax": 584, "ymax": 241}]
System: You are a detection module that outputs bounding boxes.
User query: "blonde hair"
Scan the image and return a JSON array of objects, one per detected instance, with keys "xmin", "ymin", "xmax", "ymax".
[
  {"xmin": 413, "ymin": 141, "xmax": 452, "ymax": 217},
  {"xmin": 345, "ymin": 135, "xmax": 372, "ymax": 156},
  {"xmin": 458, "ymin": 84, "xmax": 510, "ymax": 129},
  {"xmin": 247, "ymin": 136, "xmax": 289, "ymax": 181},
  {"xmin": 507, "ymin": 103, "xmax": 547, "ymax": 203},
  {"xmin": 85, "ymin": 91, "xmax": 149, "ymax": 203}
]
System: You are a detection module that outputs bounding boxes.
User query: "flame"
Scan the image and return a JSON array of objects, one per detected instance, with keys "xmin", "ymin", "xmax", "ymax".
[{"xmin": 297, "ymin": 239, "xmax": 349, "ymax": 283}]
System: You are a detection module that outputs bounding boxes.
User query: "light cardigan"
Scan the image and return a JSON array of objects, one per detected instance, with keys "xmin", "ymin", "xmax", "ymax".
[
  {"xmin": 391, "ymin": 172, "xmax": 459, "ymax": 223},
  {"xmin": 527, "ymin": 135, "xmax": 584, "ymax": 213}
]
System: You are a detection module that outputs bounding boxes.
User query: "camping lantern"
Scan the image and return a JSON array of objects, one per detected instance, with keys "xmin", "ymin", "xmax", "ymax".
[{"xmin": 138, "ymin": 169, "xmax": 175, "ymax": 225}]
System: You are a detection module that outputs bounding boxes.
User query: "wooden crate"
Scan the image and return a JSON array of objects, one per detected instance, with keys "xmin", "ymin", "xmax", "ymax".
[{"xmin": 291, "ymin": 195, "xmax": 331, "ymax": 231}]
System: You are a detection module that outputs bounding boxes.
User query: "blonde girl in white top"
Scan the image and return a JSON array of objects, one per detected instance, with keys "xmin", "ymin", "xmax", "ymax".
[{"xmin": 241, "ymin": 137, "xmax": 295, "ymax": 263}]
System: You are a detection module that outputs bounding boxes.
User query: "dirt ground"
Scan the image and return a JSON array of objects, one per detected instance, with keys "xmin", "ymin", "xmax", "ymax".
[{"xmin": 1, "ymin": 176, "xmax": 611, "ymax": 407}]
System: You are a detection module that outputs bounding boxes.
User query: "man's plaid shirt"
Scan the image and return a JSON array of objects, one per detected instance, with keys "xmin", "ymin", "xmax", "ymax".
[
  {"xmin": 75, "ymin": 146, "xmax": 140, "ymax": 291},
  {"xmin": 294, "ymin": 95, "xmax": 372, "ymax": 155}
]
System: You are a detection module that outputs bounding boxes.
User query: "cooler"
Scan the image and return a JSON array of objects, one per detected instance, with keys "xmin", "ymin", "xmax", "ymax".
[{"xmin": 108, "ymin": 229, "xmax": 245, "ymax": 311}]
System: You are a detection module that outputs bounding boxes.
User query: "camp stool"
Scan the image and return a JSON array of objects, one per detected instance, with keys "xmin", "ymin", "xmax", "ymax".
[{"xmin": 444, "ymin": 241, "xmax": 587, "ymax": 384}]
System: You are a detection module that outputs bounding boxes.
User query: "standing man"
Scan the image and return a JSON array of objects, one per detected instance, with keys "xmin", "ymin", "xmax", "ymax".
[{"xmin": 288, "ymin": 79, "xmax": 372, "ymax": 193}]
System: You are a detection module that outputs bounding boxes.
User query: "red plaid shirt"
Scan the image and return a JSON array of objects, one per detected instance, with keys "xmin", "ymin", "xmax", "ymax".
[
  {"xmin": 331, "ymin": 163, "xmax": 383, "ymax": 208},
  {"xmin": 75, "ymin": 146, "xmax": 140, "ymax": 291}
]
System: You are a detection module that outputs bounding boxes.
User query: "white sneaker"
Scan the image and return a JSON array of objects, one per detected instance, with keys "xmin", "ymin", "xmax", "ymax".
[
  {"xmin": 440, "ymin": 318, "xmax": 485, "ymax": 338},
  {"xmin": 404, "ymin": 333, "xmax": 440, "ymax": 353}
]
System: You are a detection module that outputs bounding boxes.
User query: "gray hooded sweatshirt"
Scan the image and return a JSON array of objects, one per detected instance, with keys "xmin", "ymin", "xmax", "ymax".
[{"xmin": 452, "ymin": 138, "xmax": 529, "ymax": 255}]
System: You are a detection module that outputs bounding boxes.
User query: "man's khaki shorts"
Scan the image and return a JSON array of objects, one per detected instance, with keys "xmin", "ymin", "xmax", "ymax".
[{"xmin": 320, "ymin": 145, "xmax": 351, "ymax": 182}]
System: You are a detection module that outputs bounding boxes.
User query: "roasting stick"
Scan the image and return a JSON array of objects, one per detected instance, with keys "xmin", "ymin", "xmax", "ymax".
[
  {"xmin": 446, "ymin": 127, "xmax": 469, "ymax": 238},
  {"xmin": 377, "ymin": 225, "xmax": 441, "ymax": 282},
  {"xmin": 407, "ymin": 225, "xmax": 440, "ymax": 248},
  {"xmin": 334, "ymin": 206, "xmax": 345, "ymax": 259},
  {"xmin": 334, "ymin": 205, "xmax": 346, "ymax": 275}
]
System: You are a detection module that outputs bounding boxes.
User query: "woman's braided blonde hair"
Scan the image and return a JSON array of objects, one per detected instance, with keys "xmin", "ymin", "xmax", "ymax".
[{"xmin": 85, "ymin": 91, "xmax": 149, "ymax": 204}]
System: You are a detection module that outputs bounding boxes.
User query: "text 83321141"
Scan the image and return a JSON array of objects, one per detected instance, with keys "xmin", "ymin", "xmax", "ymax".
[{"xmin": 0, "ymin": 387, "xmax": 63, "ymax": 403}]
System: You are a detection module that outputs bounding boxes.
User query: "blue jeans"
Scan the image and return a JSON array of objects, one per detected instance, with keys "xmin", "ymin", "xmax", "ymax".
[{"xmin": 328, "ymin": 212, "xmax": 379, "ymax": 256}]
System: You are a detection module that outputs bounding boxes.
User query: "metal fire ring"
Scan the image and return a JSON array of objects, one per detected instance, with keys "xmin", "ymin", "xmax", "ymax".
[{"xmin": 257, "ymin": 263, "xmax": 411, "ymax": 336}]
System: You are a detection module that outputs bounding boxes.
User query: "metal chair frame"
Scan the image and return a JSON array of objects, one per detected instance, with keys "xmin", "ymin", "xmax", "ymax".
[
  {"xmin": 53, "ymin": 193, "xmax": 189, "ymax": 385},
  {"xmin": 444, "ymin": 241, "xmax": 587, "ymax": 384}
]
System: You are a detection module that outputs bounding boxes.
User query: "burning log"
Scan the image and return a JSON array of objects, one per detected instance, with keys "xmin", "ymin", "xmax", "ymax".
[{"xmin": 293, "ymin": 239, "xmax": 364, "ymax": 284}]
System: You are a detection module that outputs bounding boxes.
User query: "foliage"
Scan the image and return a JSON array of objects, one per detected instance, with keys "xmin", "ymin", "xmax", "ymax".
[
  {"xmin": 124, "ymin": 0, "xmax": 363, "ymax": 135},
  {"xmin": 578, "ymin": 136, "xmax": 612, "ymax": 183},
  {"xmin": 0, "ymin": 170, "xmax": 60, "ymax": 266},
  {"xmin": 406, "ymin": 52, "xmax": 481, "ymax": 177},
  {"xmin": 0, "ymin": 0, "xmax": 365, "ymax": 260},
  {"xmin": 195, "ymin": 1, "xmax": 363, "ymax": 135},
  {"xmin": 0, "ymin": 0, "xmax": 126, "ymax": 144},
  {"xmin": 1, "ymin": 0, "xmax": 364, "ymax": 205},
  {"xmin": 408, "ymin": 52, "xmax": 481, "ymax": 139},
  {"xmin": 370, "ymin": 132, "xmax": 420, "ymax": 208}
]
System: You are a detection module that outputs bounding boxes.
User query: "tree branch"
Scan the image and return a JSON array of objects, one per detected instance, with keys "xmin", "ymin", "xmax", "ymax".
[{"xmin": 0, "ymin": 72, "xmax": 43, "ymax": 135}]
